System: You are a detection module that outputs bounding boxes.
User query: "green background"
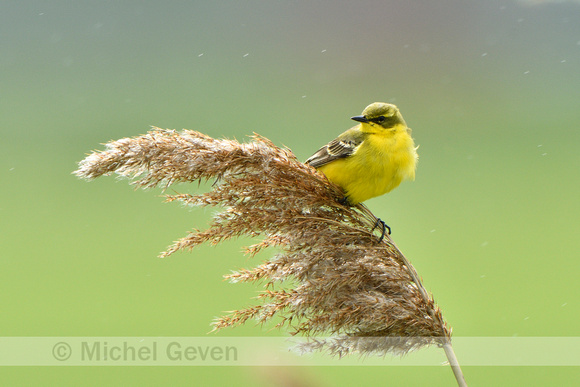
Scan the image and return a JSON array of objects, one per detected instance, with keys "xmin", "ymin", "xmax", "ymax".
[{"xmin": 2, "ymin": 0, "xmax": 579, "ymax": 385}]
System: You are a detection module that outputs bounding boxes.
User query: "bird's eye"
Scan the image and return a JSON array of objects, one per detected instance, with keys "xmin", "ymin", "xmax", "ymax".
[{"xmin": 375, "ymin": 116, "xmax": 385, "ymax": 122}]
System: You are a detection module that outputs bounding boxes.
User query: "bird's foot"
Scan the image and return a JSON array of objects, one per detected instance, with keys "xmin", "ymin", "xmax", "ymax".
[{"xmin": 371, "ymin": 218, "xmax": 391, "ymax": 242}]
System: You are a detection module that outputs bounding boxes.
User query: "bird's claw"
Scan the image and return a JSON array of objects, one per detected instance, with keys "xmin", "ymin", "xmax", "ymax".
[{"xmin": 372, "ymin": 218, "xmax": 391, "ymax": 242}]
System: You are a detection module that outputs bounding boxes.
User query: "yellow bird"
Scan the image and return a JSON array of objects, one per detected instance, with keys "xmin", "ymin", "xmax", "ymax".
[{"xmin": 306, "ymin": 101, "xmax": 418, "ymax": 206}]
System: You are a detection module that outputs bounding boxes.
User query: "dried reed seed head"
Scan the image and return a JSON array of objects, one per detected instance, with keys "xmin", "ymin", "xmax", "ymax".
[{"xmin": 74, "ymin": 128, "xmax": 451, "ymax": 356}]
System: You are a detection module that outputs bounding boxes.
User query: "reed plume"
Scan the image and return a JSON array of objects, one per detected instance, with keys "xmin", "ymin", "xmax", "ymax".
[{"xmin": 74, "ymin": 127, "xmax": 467, "ymax": 386}]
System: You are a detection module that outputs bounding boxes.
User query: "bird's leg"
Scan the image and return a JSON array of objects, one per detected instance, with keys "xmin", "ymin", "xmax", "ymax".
[
  {"xmin": 338, "ymin": 196, "xmax": 350, "ymax": 206},
  {"xmin": 372, "ymin": 218, "xmax": 391, "ymax": 242}
]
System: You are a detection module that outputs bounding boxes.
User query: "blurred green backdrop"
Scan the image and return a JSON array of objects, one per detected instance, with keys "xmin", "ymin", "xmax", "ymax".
[{"xmin": 1, "ymin": 0, "xmax": 579, "ymax": 385}]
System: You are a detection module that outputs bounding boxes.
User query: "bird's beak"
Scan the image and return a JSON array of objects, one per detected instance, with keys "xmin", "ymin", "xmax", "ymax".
[{"xmin": 351, "ymin": 115, "xmax": 368, "ymax": 123}]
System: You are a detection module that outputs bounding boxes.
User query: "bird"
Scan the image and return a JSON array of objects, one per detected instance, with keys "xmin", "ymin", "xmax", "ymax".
[{"xmin": 305, "ymin": 102, "xmax": 418, "ymax": 239}]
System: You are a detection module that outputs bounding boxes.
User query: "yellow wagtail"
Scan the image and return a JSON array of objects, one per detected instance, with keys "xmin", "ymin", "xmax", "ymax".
[{"xmin": 305, "ymin": 102, "xmax": 418, "ymax": 237}]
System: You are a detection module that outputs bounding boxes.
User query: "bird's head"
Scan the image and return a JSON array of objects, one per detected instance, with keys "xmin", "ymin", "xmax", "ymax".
[{"xmin": 351, "ymin": 102, "xmax": 406, "ymax": 132}]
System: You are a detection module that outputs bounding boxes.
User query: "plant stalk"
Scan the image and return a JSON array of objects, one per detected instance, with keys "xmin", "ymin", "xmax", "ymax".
[{"xmin": 443, "ymin": 342, "xmax": 468, "ymax": 387}]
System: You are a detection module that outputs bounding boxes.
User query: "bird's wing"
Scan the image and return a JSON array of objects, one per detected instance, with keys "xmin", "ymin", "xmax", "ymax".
[{"xmin": 305, "ymin": 128, "xmax": 364, "ymax": 168}]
